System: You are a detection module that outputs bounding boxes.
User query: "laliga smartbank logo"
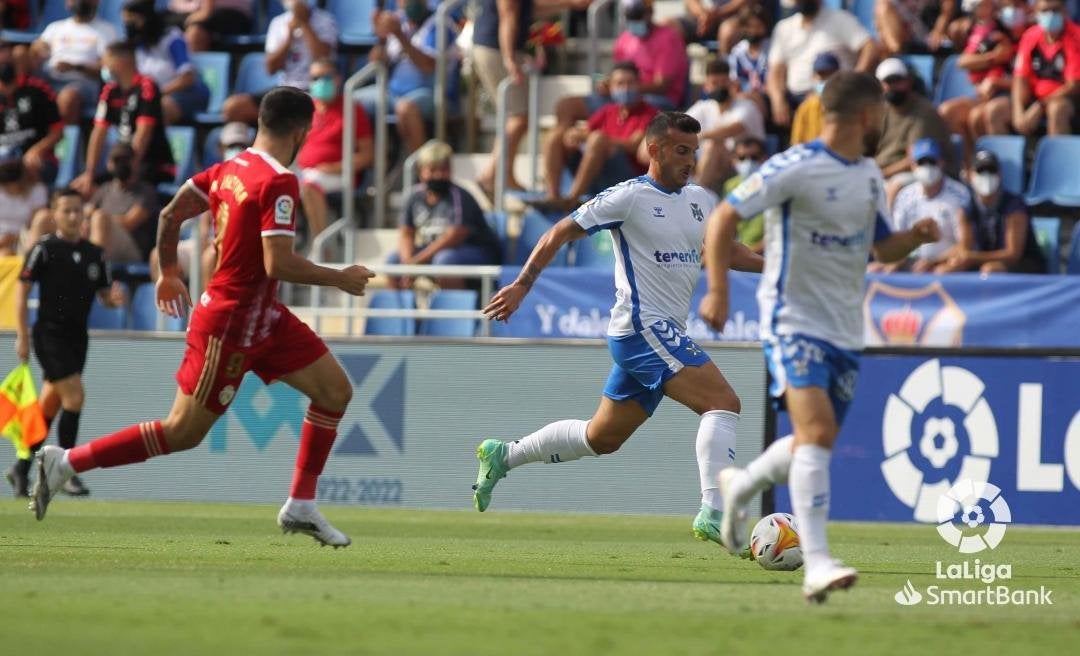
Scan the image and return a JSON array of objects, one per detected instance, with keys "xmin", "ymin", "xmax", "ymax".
[{"xmin": 893, "ymin": 479, "xmax": 1053, "ymax": 607}]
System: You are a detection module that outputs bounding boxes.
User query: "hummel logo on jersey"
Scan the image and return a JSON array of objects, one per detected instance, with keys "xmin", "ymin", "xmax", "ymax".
[{"xmin": 652, "ymin": 206, "xmax": 666, "ymax": 218}]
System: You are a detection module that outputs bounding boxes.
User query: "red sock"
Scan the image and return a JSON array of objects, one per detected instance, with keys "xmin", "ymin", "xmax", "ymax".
[
  {"xmin": 67, "ymin": 421, "xmax": 169, "ymax": 473},
  {"xmin": 290, "ymin": 405, "xmax": 343, "ymax": 500}
]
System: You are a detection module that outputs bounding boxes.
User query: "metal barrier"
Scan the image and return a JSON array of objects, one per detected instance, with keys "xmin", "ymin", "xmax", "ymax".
[
  {"xmin": 494, "ymin": 69, "xmax": 540, "ymax": 214},
  {"xmin": 587, "ymin": 0, "xmax": 617, "ymax": 87},
  {"xmin": 295, "ymin": 264, "xmax": 502, "ymax": 338},
  {"xmin": 310, "ymin": 216, "xmax": 355, "ymax": 335},
  {"xmin": 434, "ymin": 0, "xmax": 471, "ymax": 143},
  {"xmin": 343, "ymin": 61, "xmax": 389, "ymax": 230}
]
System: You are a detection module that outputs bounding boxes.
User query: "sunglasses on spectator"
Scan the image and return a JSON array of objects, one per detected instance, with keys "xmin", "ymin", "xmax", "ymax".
[
  {"xmin": 974, "ymin": 166, "xmax": 999, "ymax": 175},
  {"xmin": 735, "ymin": 155, "xmax": 764, "ymax": 162},
  {"xmin": 882, "ymin": 75, "xmax": 906, "ymax": 84}
]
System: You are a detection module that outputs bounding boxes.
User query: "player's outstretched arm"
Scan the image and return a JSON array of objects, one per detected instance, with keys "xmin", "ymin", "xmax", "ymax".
[
  {"xmin": 872, "ymin": 217, "xmax": 941, "ymax": 264},
  {"xmin": 484, "ymin": 216, "xmax": 586, "ymax": 322},
  {"xmin": 156, "ymin": 182, "xmax": 211, "ymax": 317},
  {"xmin": 262, "ymin": 236, "xmax": 375, "ymax": 295},
  {"xmin": 698, "ymin": 201, "xmax": 742, "ymax": 331}
]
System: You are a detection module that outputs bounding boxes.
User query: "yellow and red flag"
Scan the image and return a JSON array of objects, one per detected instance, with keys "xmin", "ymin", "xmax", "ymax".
[{"xmin": 0, "ymin": 363, "xmax": 47, "ymax": 459}]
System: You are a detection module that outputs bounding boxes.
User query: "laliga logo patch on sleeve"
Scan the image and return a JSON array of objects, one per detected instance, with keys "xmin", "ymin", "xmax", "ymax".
[
  {"xmin": 274, "ymin": 195, "xmax": 294, "ymax": 225},
  {"xmin": 730, "ymin": 172, "xmax": 764, "ymax": 203}
]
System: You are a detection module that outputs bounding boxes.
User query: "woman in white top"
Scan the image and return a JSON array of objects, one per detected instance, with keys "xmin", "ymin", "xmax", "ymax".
[
  {"xmin": 121, "ymin": 0, "xmax": 210, "ymax": 124},
  {"xmin": 0, "ymin": 153, "xmax": 48, "ymax": 256}
]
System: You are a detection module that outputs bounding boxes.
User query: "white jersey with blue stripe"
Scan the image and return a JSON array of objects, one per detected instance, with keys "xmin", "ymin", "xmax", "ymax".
[
  {"xmin": 726, "ymin": 140, "xmax": 892, "ymax": 351},
  {"xmin": 572, "ymin": 176, "xmax": 719, "ymax": 337}
]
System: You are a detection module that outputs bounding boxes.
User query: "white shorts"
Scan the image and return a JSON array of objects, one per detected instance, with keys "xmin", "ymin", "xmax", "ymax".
[{"xmin": 300, "ymin": 168, "xmax": 345, "ymax": 194}]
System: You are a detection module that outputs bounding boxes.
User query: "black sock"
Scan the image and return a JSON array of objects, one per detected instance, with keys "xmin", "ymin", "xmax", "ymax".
[
  {"xmin": 57, "ymin": 410, "xmax": 81, "ymax": 450},
  {"xmin": 14, "ymin": 457, "xmax": 31, "ymax": 479}
]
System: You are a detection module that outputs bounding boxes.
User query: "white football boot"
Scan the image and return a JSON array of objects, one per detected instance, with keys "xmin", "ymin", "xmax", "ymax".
[
  {"xmin": 802, "ymin": 559, "xmax": 859, "ymax": 604},
  {"xmin": 277, "ymin": 501, "xmax": 351, "ymax": 548},
  {"xmin": 717, "ymin": 467, "xmax": 749, "ymax": 555},
  {"xmin": 30, "ymin": 445, "xmax": 73, "ymax": 521}
]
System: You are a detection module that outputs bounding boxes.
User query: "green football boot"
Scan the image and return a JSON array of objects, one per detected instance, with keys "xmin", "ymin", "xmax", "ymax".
[{"xmin": 472, "ymin": 439, "xmax": 509, "ymax": 512}]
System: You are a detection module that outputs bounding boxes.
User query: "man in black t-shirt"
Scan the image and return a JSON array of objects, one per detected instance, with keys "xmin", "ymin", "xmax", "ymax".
[
  {"xmin": 71, "ymin": 41, "xmax": 175, "ymax": 198},
  {"xmin": 387, "ymin": 140, "xmax": 501, "ymax": 289},
  {"xmin": 7, "ymin": 188, "xmax": 125, "ymax": 498},
  {"xmin": 0, "ymin": 43, "xmax": 63, "ymax": 185}
]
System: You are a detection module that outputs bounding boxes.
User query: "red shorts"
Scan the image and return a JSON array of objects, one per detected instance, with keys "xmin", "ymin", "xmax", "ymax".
[{"xmin": 175, "ymin": 308, "xmax": 329, "ymax": 414}]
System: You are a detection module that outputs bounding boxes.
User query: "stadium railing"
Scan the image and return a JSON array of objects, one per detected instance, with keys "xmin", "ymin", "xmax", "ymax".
[
  {"xmin": 494, "ymin": 70, "xmax": 541, "ymax": 213},
  {"xmin": 434, "ymin": 0, "xmax": 469, "ymax": 142},
  {"xmin": 587, "ymin": 0, "xmax": 618, "ymax": 87},
  {"xmin": 342, "ymin": 60, "xmax": 390, "ymax": 229},
  {"xmin": 300, "ymin": 263, "xmax": 502, "ymax": 338}
]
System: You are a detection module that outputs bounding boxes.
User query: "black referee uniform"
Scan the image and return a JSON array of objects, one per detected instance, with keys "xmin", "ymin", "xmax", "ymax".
[{"xmin": 19, "ymin": 235, "xmax": 111, "ymax": 382}]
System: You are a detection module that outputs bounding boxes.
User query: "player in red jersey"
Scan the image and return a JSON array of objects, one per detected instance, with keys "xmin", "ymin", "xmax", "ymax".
[{"xmin": 29, "ymin": 87, "xmax": 375, "ymax": 547}]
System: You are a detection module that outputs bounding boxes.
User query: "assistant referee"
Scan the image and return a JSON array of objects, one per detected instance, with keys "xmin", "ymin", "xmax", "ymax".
[{"xmin": 7, "ymin": 188, "xmax": 124, "ymax": 497}]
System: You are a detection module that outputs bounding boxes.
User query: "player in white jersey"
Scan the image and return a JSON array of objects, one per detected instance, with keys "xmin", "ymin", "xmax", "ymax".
[
  {"xmin": 473, "ymin": 112, "xmax": 764, "ymax": 545},
  {"xmin": 699, "ymin": 72, "xmax": 940, "ymax": 603}
]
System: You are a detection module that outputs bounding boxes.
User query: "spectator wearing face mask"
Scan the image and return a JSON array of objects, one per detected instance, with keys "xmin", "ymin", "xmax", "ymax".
[
  {"xmin": 387, "ymin": 140, "xmax": 501, "ymax": 289},
  {"xmin": 684, "ymin": 58, "xmax": 765, "ymax": 191},
  {"xmin": 721, "ymin": 135, "xmax": 767, "ymax": 253},
  {"xmin": 790, "ymin": 52, "xmax": 839, "ymax": 144},
  {"xmin": 873, "ymin": 57, "xmax": 955, "ymax": 206},
  {"xmin": 876, "ymin": 138, "xmax": 970, "ymax": 273},
  {"xmin": 766, "ymin": 0, "xmax": 877, "ymax": 128},
  {"xmin": 28, "ymin": 0, "xmax": 118, "ymax": 125},
  {"xmin": 727, "ymin": 3, "xmax": 771, "ymax": 115},
  {"xmin": 87, "ymin": 142, "xmax": 159, "ymax": 264},
  {"xmin": 0, "ymin": 44, "xmax": 63, "ymax": 185},
  {"xmin": 536, "ymin": 61, "xmax": 657, "ymax": 212},
  {"xmin": 0, "ymin": 147, "xmax": 47, "ymax": 256},
  {"xmin": 295, "ymin": 58, "xmax": 374, "ymax": 241},
  {"xmin": 122, "ymin": 0, "xmax": 210, "ymax": 125},
  {"xmin": 221, "ymin": 0, "xmax": 337, "ymax": 125},
  {"xmin": 938, "ymin": 149, "xmax": 1047, "ymax": 274},
  {"xmin": 1012, "ymin": 0, "xmax": 1080, "ymax": 138}
]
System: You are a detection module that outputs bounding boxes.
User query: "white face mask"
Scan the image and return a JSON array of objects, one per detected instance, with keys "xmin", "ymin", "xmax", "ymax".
[
  {"xmin": 972, "ymin": 172, "xmax": 1001, "ymax": 197},
  {"xmin": 223, "ymin": 147, "xmax": 244, "ymax": 160},
  {"xmin": 734, "ymin": 159, "xmax": 759, "ymax": 178},
  {"xmin": 914, "ymin": 164, "xmax": 943, "ymax": 187}
]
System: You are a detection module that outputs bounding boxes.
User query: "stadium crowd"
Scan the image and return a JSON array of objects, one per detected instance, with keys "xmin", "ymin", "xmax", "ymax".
[{"xmin": 1, "ymin": 0, "xmax": 1079, "ymax": 333}]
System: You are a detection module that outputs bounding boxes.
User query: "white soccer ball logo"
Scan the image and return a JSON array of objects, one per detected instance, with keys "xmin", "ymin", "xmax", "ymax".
[
  {"xmin": 881, "ymin": 360, "xmax": 999, "ymax": 522},
  {"xmin": 936, "ymin": 479, "xmax": 1011, "ymax": 553}
]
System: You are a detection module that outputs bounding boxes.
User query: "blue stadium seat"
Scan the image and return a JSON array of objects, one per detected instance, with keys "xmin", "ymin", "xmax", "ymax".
[
  {"xmin": 55, "ymin": 125, "xmax": 82, "ymax": 188},
  {"xmin": 159, "ymin": 126, "xmax": 197, "ymax": 197},
  {"xmin": 765, "ymin": 133, "xmax": 780, "ymax": 156},
  {"xmin": 94, "ymin": 126, "xmax": 121, "ymax": 177},
  {"xmin": 513, "ymin": 210, "xmax": 569, "ymax": 266},
  {"xmin": 975, "ymin": 135, "xmax": 1025, "ymax": 195},
  {"xmin": 573, "ymin": 231, "xmax": 616, "ymax": 269},
  {"xmin": 27, "ymin": 284, "xmax": 39, "ymax": 327},
  {"xmin": 934, "ymin": 54, "xmax": 977, "ymax": 104},
  {"xmin": 365, "ymin": 290, "xmax": 416, "ymax": 336},
  {"xmin": 851, "ymin": 0, "xmax": 877, "ymax": 37},
  {"xmin": 328, "ymin": 0, "xmax": 381, "ymax": 47},
  {"xmin": 901, "ymin": 55, "xmax": 934, "ymax": 96},
  {"xmin": 419, "ymin": 290, "xmax": 478, "ymax": 337},
  {"xmin": 1032, "ymin": 217, "xmax": 1061, "ymax": 273},
  {"xmin": 1068, "ymin": 224, "xmax": 1080, "ymax": 274},
  {"xmin": 98, "ymin": 0, "xmax": 125, "ymax": 27},
  {"xmin": 130, "ymin": 284, "xmax": 186, "ymax": 331},
  {"xmin": 234, "ymin": 52, "xmax": 282, "ymax": 96},
  {"xmin": 192, "ymin": 51, "xmax": 232, "ymax": 125},
  {"xmin": 1026, "ymin": 136, "xmax": 1080, "ymax": 207},
  {"xmin": 88, "ymin": 296, "xmax": 126, "ymax": 330}
]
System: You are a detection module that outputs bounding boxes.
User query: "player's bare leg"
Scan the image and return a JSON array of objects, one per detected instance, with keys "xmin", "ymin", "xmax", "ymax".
[
  {"xmin": 473, "ymin": 397, "xmax": 648, "ymax": 512},
  {"xmin": 31, "ymin": 389, "xmax": 219, "ymax": 520},
  {"xmin": 785, "ymin": 385, "xmax": 857, "ymax": 603},
  {"xmin": 662, "ymin": 362, "xmax": 742, "ymax": 549},
  {"xmin": 276, "ymin": 353, "xmax": 353, "ymax": 548}
]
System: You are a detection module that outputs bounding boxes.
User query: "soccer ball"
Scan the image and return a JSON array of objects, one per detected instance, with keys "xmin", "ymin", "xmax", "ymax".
[{"xmin": 750, "ymin": 512, "xmax": 803, "ymax": 571}]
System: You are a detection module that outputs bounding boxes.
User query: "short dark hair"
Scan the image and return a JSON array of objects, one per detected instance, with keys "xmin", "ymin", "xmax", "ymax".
[
  {"xmin": 737, "ymin": 3, "xmax": 771, "ymax": 27},
  {"xmin": 611, "ymin": 61, "xmax": 640, "ymax": 78},
  {"xmin": 105, "ymin": 41, "xmax": 137, "ymax": 60},
  {"xmin": 258, "ymin": 86, "xmax": 315, "ymax": 137},
  {"xmin": 645, "ymin": 111, "xmax": 701, "ymax": 144},
  {"xmin": 54, "ymin": 187, "xmax": 82, "ymax": 203},
  {"xmin": 735, "ymin": 135, "xmax": 766, "ymax": 153},
  {"xmin": 705, "ymin": 59, "xmax": 731, "ymax": 77},
  {"xmin": 820, "ymin": 71, "xmax": 883, "ymax": 116}
]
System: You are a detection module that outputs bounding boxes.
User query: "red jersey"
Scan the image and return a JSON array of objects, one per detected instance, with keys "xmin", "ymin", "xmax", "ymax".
[
  {"xmin": 1014, "ymin": 21, "xmax": 1080, "ymax": 100},
  {"xmin": 187, "ymin": 148, "xmax": 299, "ymax": 347},
  {"xmin": 586, "ymin": 101, "xmax": 658, "ymax": 174},
  {"xmin": 296, "ymin": 96, "xmax": 372, "ymax": 170}
]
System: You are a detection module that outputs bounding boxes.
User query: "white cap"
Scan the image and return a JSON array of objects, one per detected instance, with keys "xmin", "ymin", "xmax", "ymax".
[
  {"xmin": 875, "ymin": 58, "xmax": 909, "ymax": 81},
  {"xmin": 220, "ymin": 122, "xmax": 252, "ymax": 148}
]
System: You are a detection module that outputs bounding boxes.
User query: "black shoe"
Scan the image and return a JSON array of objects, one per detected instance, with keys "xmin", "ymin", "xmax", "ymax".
[
  {"xmin": 5, "ymin": 465, "xmax": 29, "ymax": 498},
  {"xmin": 62, "ymin": 475, "xmax": 90, "ymax": 497}
]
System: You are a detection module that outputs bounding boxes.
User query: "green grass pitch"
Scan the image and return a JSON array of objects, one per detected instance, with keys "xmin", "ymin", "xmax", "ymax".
[{"xmin": 1, "ymin": 500, "xmax": 1077, "ymax": 655}]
